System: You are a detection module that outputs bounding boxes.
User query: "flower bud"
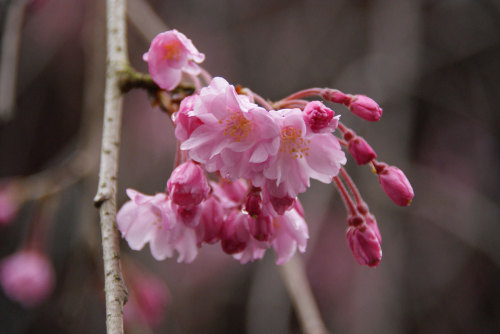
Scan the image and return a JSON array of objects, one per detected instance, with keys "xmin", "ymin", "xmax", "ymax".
[
  {"xmin": 346, "ymin": 224, "xmax": 382, "ymax": 267},
  {"xmin": 365, "ymin": 214, "xmax": 381, "ymax": 243},
  {"xmin": 196, "ymin": 196, "xmax": 224, "ymax": 244},
  {"xmin": 322, "ymin": 89, "xmax": 352, "ymax": 105},
  {"xmin": 174, "ymin": 95, "xmax": 203, "ymax": 142},
  {"xmin": 377, "ymin": 166, "xmax": 414, "ymax": 206},
  {"xmin": 221, "ymin": 211, "xmax": 249, "ymax": 254},
  {"xmin": 348, "ymin": 95, "xmax": 383, "ymax": 122},
  {"xmin": 348, "ymin": 136, "xmax": 377, "ymax": 165},
  {"xmin": 167, "ymin": 161, "xmax": 210, "ymax": 208},
  {"xmin": 249, "ymin": 215, "xmax": 275, "ymax": 242},
  {"xmin": 245, "ymin": 187, "xmax": 262, "ymax": 217},
  {"xmin": 0, "ymin": 250, "xmax": 55, "ymax": 307},
  {"xmin": 303, "ymin": 101, "xmax": 338, "ymax": 133},
  {"xmin": 269, "ymin": 194, "xmax": 295, "ymax": 216}
]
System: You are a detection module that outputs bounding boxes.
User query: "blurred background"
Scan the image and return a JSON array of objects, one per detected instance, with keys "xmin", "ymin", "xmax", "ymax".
[{"xmin": 0, "ymin": 0, "xmax": 499, "ymax": 333}]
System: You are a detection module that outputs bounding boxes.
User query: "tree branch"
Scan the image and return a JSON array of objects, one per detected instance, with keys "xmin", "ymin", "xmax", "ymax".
[
  {"xmin": 93, "ymin": 0, "xmax": 129, "ymax": 333},
  {"xmin": 280, "ymin": 256, "xmax": 330, "ymax": 334}
]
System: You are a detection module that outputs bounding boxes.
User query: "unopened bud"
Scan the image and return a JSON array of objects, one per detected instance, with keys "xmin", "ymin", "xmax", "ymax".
[
  {"xmin": 377, "ymin": 166, "xmax": 414, "ymax": 206},
  {"xmin": 322, "ymin": 89, "xmax": 352, "ymax": 105},
  {"xmin": 348, "ymin": 136, "xmax": 377, "ymax": 165},
  {"xmin": 303, "ymin": 101, "xmax": 338, "ymax": 133},
  {"xmin": 167, "ymin": 161, "xmax": 210, "ymax": 208},
  {"xmin": 346, "ymin": 224, "xmax": 382, "ymax": 267},
  {"xmin": 221, "ymin": 211, "xmax": 249, "ymax": 254},
  {"xmin": 245, "ymin": 187, "xmax": 262, "ymax": 217},
  {"xmin": 348, "ymin": 95, "xmax": 383, "ymax": 122},
  {"xmin": 197, "ymin": 196, "xmax": 224, "ymax": 244},
  {"xmin": 249, "ymin": 215, "xmax": 275, "ymax": 241}
]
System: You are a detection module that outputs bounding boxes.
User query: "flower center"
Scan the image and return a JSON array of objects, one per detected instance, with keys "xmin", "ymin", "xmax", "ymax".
[
  {"xmin": 162, "ymin": 40, "xmax": 182, "ymax": 61},
  {"xmin": 280, "ymin": 126, "xmax": 310, "ymax": 159},
  {"xmin": 221, "ymin": 111, "xmax": 252, "ymax": 142}
]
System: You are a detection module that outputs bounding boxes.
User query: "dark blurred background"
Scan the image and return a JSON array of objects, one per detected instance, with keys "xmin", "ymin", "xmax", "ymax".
[{"xmin": 0, "ymin": 0, "xmax": 499, "ymax": 333}]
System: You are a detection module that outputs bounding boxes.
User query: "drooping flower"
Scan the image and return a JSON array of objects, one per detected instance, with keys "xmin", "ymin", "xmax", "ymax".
[
  {"xmin": 303, "ymin": 101, "xmax": 339, "ymax": 133},
  {"xmin": 263, "ymin": 108, "xmax": 347, "ymax": 198},
  {"xmin": 272, "ymin": 209, "xmax": 309, "ymax": 265},
  {"xmin": 167, "ymin": 160, "xmax": 210, "ymax": 208},
  {"xmin": 0, "ymin": 250, "xmax": 55, "ymax": 307},
  {"xmin": 346, "ymin": 223, "xmax": 382, "ymax": 267},
  {"xmin": 173, "ymin": 94, "xmax": 203, "ymax": 142},
  {"xmin": 143, "ymin": 29, "xmax": 205, "ymax": 91},
  {"xmin": 117, "ymin": 189, "xmax": 199, "ymax": 263},
  {"xmin": 180, "ymin": 77, "xmax": 280, "ymax": 181}
]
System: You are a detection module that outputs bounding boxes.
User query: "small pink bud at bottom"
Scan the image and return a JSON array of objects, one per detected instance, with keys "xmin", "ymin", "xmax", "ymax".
[
  {"xmin": 221, "ymin": 211, "xmax": 249, "ymax": 254},
  {"xmin": 249, "ymin": 215, "xmax": 275, "ymax": 242},
  {"xmin": 197, "ymin": 197, "xmax": 224, "ymax": 244},
  {"xmin": 270, "ymin": 195, "xmax": 296, "ymax": 215},
  {"xmin": 348, "ymin": 137, "xmax": 377, "ymax": 165},
  {"xmin": 245, "ymin": 187, "xmax": 263, "ymax": 217},
  {"xmin": 378, "ymin": 166, "xmax": 414, "ymax": 206},
  {"xmin": 175, "ymin": 205, "xmax": 201, "ymax": 228},
  {"xmin": 167, "ymin": 161, "xmax": 210, "ymax": 207},
  {"xmin": 0, "ymin": 251, "xmax": 55, "ymax": 307},
  {"xmin": 346, "ymin": 224, "xmax": 382, "ymax": 267},
  {"xmin": 348, "ymin": 95, "xmax": 383, "ymax": 122},
  {"xmin": 303, "ymin": 101, "xmax": 337, "ymax": 132}
]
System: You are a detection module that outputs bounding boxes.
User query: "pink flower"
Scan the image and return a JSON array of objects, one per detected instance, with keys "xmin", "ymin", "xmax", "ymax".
[
  {"xmin": 220, "ymin": 210, "xmax": 250, "ymax": 255},
  {"xmin": 346, "ymin": 223, "xmax": 382, "ymax": 267},
  {"xmin": 117, "ymin": 189, "xmax": 199, "ymax": 263},
  {"xmin": 348, "ymin": 95, "xmax": 383, "ymax": 122},
  {"xmin": 174, "ymin": 94, "xmax": 203, "ymax": 142},
  {"xmin": 263, "ymin": 108, "xmax": 346, "ymax": 198},
  {"xmin": 348, "ymin": 136, "xmax": 377, "ymax": 165},
  {"xmin": 272, "ymin": 209, "xmax": 309, "ymax": 265},
  {"xmin": 180, "ymin": 77, "xmax": 280, "ymax": 181},
  {"xmin": 124, "ymin": 268, "xmax": 170, "ymax": 329},
  {"xmin": 233, "ymin": 236, "xmax": 268, "ymax": 264},
  {"xmin": 167, "ymin": 160, "xmax": 210, "ymax": 208},
  {"xmin": 377, "ymin": 165, "xmax": 414, "ymax": 206},
  {"xmin": 143, "ymin": 30, "xmax": 205, "ymax": 91},
  {"xmin": 0, "ymin": 250, "xmax": 55, "ymax": 307},
  {"xmin": 303, "ymin": 101, "xmax": 339, "ymax": 133}
]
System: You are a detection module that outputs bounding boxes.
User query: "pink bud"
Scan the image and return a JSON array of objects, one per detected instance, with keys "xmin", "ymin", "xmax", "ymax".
[
  {"xmin": 245, "ymin": 187, "xmax": 262, "ymax": 217},
  {"xmin": 365, "ymin": 214, "xmax": 381, "ymax": 243},
  {"xmin": 346, "ymin": 224, "xmax": 382, "ymax": 267},
  {"xmin": 196, "ymin": 196, "xmax": 224, "ymax": 244},
  {"xmin": 167, "ymin": 161, "xmax": 210, "ymax": 208},
  {"xmin": 303, "ymin": 101, "xmax": 338, "ymax": 133},
  {"xmin": 270, "ymin": 194, "xmax": 295, "ymax": 216},
  {"xmin": 348, "ymin": 95, "xmax": 383, "ymax": 121},
  {"xmin": 0, "ymin": 191, "xmax": 18, "ymax": 227},
  {"xmin": 249, "ymin": 215, "xmax": 275, "ymax": 242},
  {"xmin": 322, "ymin": 89, "xmax": 352, "ymax": 105},
  {"xmin": 174, "ymin": 95, "xmax": 203, "ymax": 142},
  {"xmin": 221, "ymin": 211, "xmax": 249, "ymax": 254},
  {"xmin": 175, "ymin": 204, "xmax": 201, "ymax": 227},
  {"xmin": 0, "ymin": 250, "xmax": 55, "ymax": 307},
  {"xmin": 378, "ymin": 166, "xmax": 414, "ymax": 206},
  {"xmin": 348, "ymin": 136, "xmax": 377, "ymax": 165}
]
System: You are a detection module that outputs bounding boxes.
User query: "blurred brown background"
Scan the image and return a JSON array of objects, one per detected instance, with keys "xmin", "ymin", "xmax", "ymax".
[{"xmin": 0, "ymin": 0, "xmax": 499, "ymax": 333}]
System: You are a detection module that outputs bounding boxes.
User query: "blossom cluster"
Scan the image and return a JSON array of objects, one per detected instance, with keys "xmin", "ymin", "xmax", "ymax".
[{"xmin": 117, "ymin": 29, "xmax": 414, "ymax": 267}]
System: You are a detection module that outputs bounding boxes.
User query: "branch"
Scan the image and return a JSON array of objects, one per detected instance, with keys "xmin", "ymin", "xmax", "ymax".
[
  {"xmin": 280, "ymin": 256, "xmax": 330, "ymax": 334},
  {"xmin": 93, "ymin": 0, "xmax": 129, "ymax": 333}
]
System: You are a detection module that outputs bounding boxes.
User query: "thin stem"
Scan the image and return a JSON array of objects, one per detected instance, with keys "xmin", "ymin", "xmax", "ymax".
[
  {"xmin": 273, "ymin": 99, "xmax": 308, "ymax": 109},
  {"xmin": 93, "ymin": 0, "xmax": 129, "ymax": 333},
  {"xmin": 340, "ymin": 168, "xmax": 363, "ymax": 205},
  {"xmin": 280, "ymin": 256, "xmax": 330, "ymax": 334},
  {"xmin": 249, "ymin": 90, "xmax": 273, "ymax": 110},
  {"xmin": 279, "ymin": 88, "xmax": 323, "ymax": 102},
  {"xmin": 332, "ymin": 176, "xmax": 356, "ymax": 216},
  {"xmin": 0, "ymin": 0, "xmax": 29, "ymax": 122}
]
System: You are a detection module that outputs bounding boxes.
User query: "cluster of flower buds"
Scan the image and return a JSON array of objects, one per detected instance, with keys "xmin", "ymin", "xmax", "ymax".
[{"xmin": 117, "ymin": 29, "xmax": 414, "ymax": 267}]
